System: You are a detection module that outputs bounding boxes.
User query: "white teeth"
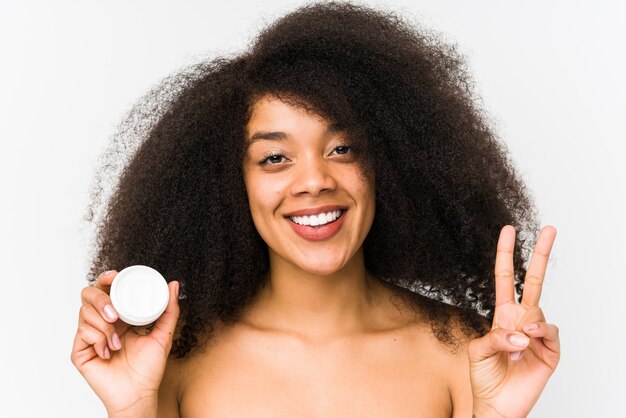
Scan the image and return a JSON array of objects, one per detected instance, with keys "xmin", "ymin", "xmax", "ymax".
[{"xmin": 290, "ymin": 210, "xmax": 342, "ymax": 226}]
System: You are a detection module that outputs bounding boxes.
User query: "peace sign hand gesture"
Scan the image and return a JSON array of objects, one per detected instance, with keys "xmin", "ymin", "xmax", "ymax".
[{"xmin": 468, "ymin": 225, "xmax": 560, "ymax": 418}]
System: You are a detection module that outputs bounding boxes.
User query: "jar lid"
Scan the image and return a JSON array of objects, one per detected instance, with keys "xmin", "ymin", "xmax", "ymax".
[{"xmin": 110, "ymin": 265, "xmax": 169, "ymax": 326}]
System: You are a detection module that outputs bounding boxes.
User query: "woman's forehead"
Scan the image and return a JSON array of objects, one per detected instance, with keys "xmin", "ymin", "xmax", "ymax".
[{"xmin": 246, "ymin": 95, "xmax": 338, "ymax": 141}]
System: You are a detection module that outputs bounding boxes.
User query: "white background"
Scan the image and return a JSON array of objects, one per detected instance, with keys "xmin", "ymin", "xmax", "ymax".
[{"xmin": 1, "ymin": 1, "xmax": 624, "ymax": 417}]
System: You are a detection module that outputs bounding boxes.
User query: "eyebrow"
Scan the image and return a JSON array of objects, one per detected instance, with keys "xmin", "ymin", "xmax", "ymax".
[{"xmin": 246, "ymin": 123, "xmax": 343, "ymax": 145}]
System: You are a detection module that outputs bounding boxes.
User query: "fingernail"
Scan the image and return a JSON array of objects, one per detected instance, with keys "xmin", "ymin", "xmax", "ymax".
[
  {"xmin": 112, "ymin": 333, "xmax": 122, "ymax": 351},
  {"xmin": 103, "ymin": 304, "xmax": 117, "ymax": 321},
  {"xmin": 104, "ymin": 270, "xmax": 115, "ymax": 277},
  {"xmin": 175, "ymin": 282, "xmax": 180, "ymax": 300},
  {"xmin": 104, "ymin": 346, "xmax": 110, "ymax": 359},
  {"xmin": 524, "ymin": 323, "xmax": 538, "ymax": 332},
  {"xmin": 510, "ymin": 351, "xmax": 523, "ymax": 361},
  {"xmin": 509, "ymin": 334, "xmax": 530, "ymax": 347}
]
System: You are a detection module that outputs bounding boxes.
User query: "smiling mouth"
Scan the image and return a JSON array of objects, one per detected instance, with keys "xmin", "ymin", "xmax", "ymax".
[{"xmin": 288, "ymin": 209, "xmax": 345, "ymax": 227}]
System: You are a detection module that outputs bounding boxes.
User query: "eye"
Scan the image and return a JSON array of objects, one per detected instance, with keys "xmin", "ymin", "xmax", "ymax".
[
  {"xmin": 333, "ymin": 145, "xmax": 352, "ymax": 155},
  {"xmin": 258, "ymin": 152, "xmax": 287, "ymax": 165}
]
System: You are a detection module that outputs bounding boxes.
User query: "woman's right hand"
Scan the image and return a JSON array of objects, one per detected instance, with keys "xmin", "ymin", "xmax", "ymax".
[{"xmin": 71, "ymin": 270, "xmax": 180, "ymax": 417}]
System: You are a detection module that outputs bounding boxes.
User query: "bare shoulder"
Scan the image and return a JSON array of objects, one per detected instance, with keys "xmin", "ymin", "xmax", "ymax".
[
  {"xmin": 158, "ymin": 321, "xmax": 234, "ymax": 417},
  {"xmin": 375, "ymin": 280, "xmax": 484, "ymax": 416}
]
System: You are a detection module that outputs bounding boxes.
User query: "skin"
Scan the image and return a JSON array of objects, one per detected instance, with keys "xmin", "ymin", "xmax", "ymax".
[{"xmin": 71, "ymin": 95, "xmax": 560, "ymax": 418}]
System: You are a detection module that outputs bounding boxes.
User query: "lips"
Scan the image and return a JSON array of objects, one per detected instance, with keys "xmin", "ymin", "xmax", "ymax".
[{"xmin": 284, "ymin": 206, "xmax": 347, "ymax": 241}]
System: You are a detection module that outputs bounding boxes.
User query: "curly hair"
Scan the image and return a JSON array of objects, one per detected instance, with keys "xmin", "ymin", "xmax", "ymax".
[{"xmin": 85, "ymin": 2, "xmax": 537, "ymax": 358}]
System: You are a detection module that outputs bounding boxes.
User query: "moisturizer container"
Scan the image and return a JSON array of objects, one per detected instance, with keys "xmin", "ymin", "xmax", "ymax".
[{"xmin": 110, "ymin": 265, "xmax": 169, "ymax": 326}]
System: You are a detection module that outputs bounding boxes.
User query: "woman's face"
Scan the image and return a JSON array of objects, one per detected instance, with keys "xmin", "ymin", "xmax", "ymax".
[{"xmin": 243, "ymin": 95, "xmax": 375, "ymax": 276}]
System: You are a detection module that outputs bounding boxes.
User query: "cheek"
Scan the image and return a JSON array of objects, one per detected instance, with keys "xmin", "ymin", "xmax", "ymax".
[
  {"xmin": 352, "ymin": 171, "xmax": 375, "ymax": 205},
  {"xmin": 353, "ymin": 174, "xmax": 376, "ymax": 226},
  {"xmin": 244, "ymin": 174, "xmax": 284, "ymax": 221}
]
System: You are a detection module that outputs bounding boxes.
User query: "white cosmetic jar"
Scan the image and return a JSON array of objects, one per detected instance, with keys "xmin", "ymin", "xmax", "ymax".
[{"xmin": 110, "ymin": 265, "xmax": 169, "ymax": 326}]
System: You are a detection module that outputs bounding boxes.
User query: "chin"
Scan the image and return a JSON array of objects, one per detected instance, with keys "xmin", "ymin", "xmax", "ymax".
[{"xmin": 293, "ymin": 254, "xmax": 352, "ymax": 276}]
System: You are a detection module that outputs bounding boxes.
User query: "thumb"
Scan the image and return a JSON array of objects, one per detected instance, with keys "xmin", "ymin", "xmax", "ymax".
[
  {"xmin": 468, "ymin": 327, "xmax": 530, "ymax": 362},
  {"xmin": 149, "ymin": 281, "xmax": 180, "ymax": 352}
]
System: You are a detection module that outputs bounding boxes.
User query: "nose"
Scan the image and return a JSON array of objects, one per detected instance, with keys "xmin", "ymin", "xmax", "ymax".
[{"xmin": 289, "ymin": 154, "xmax": 337, "ymax": 196}]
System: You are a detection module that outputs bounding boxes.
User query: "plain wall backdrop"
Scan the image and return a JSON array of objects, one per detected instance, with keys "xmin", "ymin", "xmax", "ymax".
[{"xmin": 1, "ymin": 0, "xmax": 624, "ymax": 416}]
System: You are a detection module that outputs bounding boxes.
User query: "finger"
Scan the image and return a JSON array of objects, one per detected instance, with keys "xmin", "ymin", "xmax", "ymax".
[
  {"xmin": 149, "ymin": 281, "xmax": 180, "ymax": 352},
  {"xmin": 94, "ymin": 270, "xmax": 118, "ymax": 291},
  {"xmin": 71, "ymin": 332, "xmax": 98, "ymax": 368},
  {"xmin": 81, "ymin": 286, "xmax": 119, "ymax": 323},
  {"xmin": 74, "ymin": 322, "xmax": 111, "ymax": 361},
  {"xmin": 521, "ymin": 225, "xmax": 557, "ymax": 307},
  {"xmin": 79, "ymin": 304, "xmax": 122, "ymax": 351},
  {"xmin": 494, "ymin": 225, "xmax": 516, "ymax": 307},
  {"xmin": 517, "ymin": 306, "xmax": 546, "ymax": 330},
  {"xmin": 522, "ymin": 322, "xmax": 560, "ymax": 353},
  {"xmin": 468, "ymin": 327, "xmax": 530, "ymax": 363}
]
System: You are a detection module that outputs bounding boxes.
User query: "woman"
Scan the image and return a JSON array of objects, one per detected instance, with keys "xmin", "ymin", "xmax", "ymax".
[{"xmin": 71, "ymin": 3, "xmax": 559, "ymax": 417}]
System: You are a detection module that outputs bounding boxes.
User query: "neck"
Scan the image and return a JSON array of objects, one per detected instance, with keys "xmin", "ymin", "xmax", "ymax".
[{"xmin": 246, "ymin": 248, "xmax": 378, "ymax": 341}]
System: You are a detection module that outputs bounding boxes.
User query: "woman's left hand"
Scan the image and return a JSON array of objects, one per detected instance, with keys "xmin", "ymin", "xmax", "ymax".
[{"xmin": 468, "ymin": 225, "xmax": 560, "ymax": 418}]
